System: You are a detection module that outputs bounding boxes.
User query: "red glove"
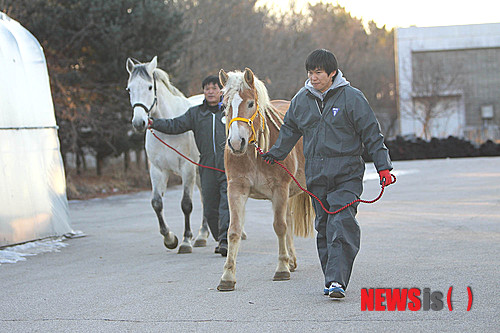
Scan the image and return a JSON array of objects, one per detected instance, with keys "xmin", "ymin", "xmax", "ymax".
[
  {"xmin": 378, "ymin": 169, "xmax": 393, "ymax": 187},
  {"xmin": 261, "ymin": 152, "xmax": 277, "ymax": 165}
]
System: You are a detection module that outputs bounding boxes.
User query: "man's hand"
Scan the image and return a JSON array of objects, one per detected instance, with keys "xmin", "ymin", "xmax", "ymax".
[
  {"xmin": 378, "ymin": 169, "xmax": 394, "ymax": 187},
  {"xmin": 147, "ymin": 118, "xmax": 154, "ymax": 129},
  {"xmin": 261, "ymin": 152, "xmax": 277, "ymax": 165}
]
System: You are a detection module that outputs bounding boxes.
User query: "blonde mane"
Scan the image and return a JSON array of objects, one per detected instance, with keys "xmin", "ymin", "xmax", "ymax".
[
  {"xmin": 153, "ymin": 68, "xmax": 186, "ymax": 98},
  {"xmin": 223, "ymin": 71, "xmax": 283, "ymax": 152}
]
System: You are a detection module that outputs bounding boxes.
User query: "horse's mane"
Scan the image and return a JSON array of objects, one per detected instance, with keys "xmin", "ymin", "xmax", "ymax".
[
  {"xmin": 130, "ymin": 62, "xmax": 186, "ymax": 99},
  {"xmin": 223, "ymin": 71, "xmax": 283, "ymax": 152},
  {"xmin": 152, "ymin": 68, "xmax": 186, "ymax": 98}
]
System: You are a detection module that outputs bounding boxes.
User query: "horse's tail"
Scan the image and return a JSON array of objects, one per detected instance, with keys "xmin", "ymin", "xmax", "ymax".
[{"xmin": 289, "ymin": 192, "xmax": 315, "ymax": 238}]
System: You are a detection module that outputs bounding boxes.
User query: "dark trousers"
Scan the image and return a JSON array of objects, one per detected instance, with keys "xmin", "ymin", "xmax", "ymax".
[
  {"xmin": 199, "ymin": 167, "xmax": 230, "ymax": 244},
  {"xmin": 306, "ymin": 156, "xmax": 364, "ymax": 289}
]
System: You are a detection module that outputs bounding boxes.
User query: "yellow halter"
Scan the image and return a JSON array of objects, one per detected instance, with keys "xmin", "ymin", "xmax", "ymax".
[{"xmin": 227, "ymin": 102, "xmax": 266, "ymax": 144}]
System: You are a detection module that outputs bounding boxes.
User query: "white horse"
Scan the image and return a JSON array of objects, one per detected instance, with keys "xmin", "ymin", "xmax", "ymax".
[{"xmin": 126, "ymin": 56, "xmax": 209, "ymax": 253}]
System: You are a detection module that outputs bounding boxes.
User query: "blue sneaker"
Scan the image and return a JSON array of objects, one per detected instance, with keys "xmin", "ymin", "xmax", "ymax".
[
  {"xmin": 328, "ymin": 282, "xmax": 345, "ymax": 299},
  {"xmin": 324, "ymin": 287, "xmax": 329, "ymax": 296}
]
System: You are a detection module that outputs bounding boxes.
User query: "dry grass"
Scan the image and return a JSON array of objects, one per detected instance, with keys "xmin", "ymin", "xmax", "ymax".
[{"xmin": 65, "ymin": 163, "xmax": 181, "ymax": 200}]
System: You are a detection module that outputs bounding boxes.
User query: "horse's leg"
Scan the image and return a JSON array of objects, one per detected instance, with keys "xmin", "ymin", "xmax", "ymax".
[
  {"xmin": 178, "ymin": 166, "xmax": 197, "ymax": 254},
  {"xmin": 193, "ymin": 173, "xmax": 210, "ymax": 247},
  {"xmin": 150, "ymin": 166, "xmax": 178, "ymax": 249},
  {"xmin": 178, "ymin": 187, "xmax": 194, "ymax": 254},
  {"xmin": 272, "ymin": 187, "xmax": 291, "ymax": 281},
  {"xmin": 286, "ymin": 204, "xmax": 297, "ymax": 272},
  {"xmin": 217, "ymin": 183, "xmax": 249, "ymax": 291}
]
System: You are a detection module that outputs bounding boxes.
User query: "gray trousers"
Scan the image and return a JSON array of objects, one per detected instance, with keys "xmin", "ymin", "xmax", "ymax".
[
  {"xmin": 306, "ymin": 156, "xmax": 364, "ymax": 289},
  {"xmin": 199, "ymin": 167, "xmax": 230, "ymax": 244}
]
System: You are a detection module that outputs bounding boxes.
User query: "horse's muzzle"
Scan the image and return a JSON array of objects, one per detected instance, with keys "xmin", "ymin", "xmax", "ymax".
[
  {"xmin": 227, "ymin": 137, "xmax": 247, "ymax": 155},
  {"xmin": 132, "ymin": 119, "xmax": 146, "ymax": 132}
]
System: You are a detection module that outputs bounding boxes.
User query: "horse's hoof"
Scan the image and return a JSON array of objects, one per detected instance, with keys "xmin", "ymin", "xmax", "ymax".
[
  {"xmin": 241, "ymin": 231, "xmax": 247, "ymax": 240},
  {"xmin": 217, "ymin": 280, "xmax": 236, "ymax": 291},
  {"xmin": 289, "ymin": 261, "xmax": 297, "ymax": 272},
  {"xmin": 273, "ymin": 271, "xmax": 291, "ymax": 281},
  {"xmin": 193, "ymin": 238, "xmax": 207, "ymax": 247},
  {"xmin": 164, "ymin": 234, "xmax": 178, "ymax": 250},
  {"xmin": 178, "ymin": 244, "xmax": 193, "ymax": 254}
]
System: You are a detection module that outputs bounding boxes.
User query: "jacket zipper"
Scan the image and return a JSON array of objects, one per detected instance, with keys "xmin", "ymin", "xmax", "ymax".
[
  {"xmin": 212, "ymin": 113, "xmax": 217, "ymax": 156},
  {"xmin": 315, "ymin": 99, "xmax": 323, "ymax": 115}
]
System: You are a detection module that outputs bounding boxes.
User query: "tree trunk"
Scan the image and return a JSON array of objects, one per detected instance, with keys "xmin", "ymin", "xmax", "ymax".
[
  {"xmin": 124, "ymin": 150, "xmax": 130, "ymax": 173},
  {"xmin": 76, "ymin": 151, "xmax": 82, "ymax": 175},
  {"xmin": 135, "ymin": 148, "xmax": 142, "ymax": 168},
  {"xmin": 96, "ymin": 154, "xmax": 103, "ymax": 176}
]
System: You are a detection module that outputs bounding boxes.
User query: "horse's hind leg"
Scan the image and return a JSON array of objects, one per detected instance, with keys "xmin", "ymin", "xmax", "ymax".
[
  {"xmin": 272, "ymin": 189, "xmax": 291, "ymax": 281},
  {"xmin": 193, "ymin": 178, "xmax": 209, "ymax": 247},
  {"xmin": 286, "ymin": 204, "xmax": 297, "ymax": 272},
  {"xmin": 151, "ymin": 167, "xmax": 178, "ymax": 249},
  {"xmin": 194, "ymin": 216, "xmax": 210, "ymax": 247}
]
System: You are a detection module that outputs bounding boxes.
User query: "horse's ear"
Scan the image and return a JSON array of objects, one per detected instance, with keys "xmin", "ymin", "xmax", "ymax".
[
  {"xmin": 126, "ymin": 58, "xmax": 135, "ymax": 74},
  {"xmin": 219, "ymin": 69, "xmax": 228, "ymax": 87},
  {"xmin": 147, "ymin": 56, "xmax": 158, "ymax": 74},
  {"xmin": 244, "ymin": 68, "xmax": 254, "ymax": 87}
]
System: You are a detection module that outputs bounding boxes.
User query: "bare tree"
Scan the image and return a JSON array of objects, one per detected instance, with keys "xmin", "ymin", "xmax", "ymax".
[
  {"xmin": 171, "ymin": 0, "xmax": 315, "ymax": 99},
  {"xmin": 401, "ymin": 55, "xmax": 464, "ymax": 139},
  {"xmin": 300, "ymin": 3, "xmax": 397, "ymax": 135}
]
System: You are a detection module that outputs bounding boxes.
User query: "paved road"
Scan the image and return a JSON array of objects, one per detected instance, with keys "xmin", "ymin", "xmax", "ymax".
[{"xmin": 1, "ymin": 157, "xmax": 499, "ymax": 332}]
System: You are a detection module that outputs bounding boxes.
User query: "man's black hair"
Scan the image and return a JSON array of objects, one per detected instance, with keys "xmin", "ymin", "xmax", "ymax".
[
  {"xmin": 202, "ymin": 75, "xmax": 222, "ymax": 89},
  {"xmin": 305, "ymin": 49, "xmax": 338, "ymax": 75}
]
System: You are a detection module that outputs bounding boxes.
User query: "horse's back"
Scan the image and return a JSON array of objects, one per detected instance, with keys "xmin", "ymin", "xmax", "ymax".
[
  {"xmin": 187, "ymin": 94, "xmax": 204, "ymax": 107},
  {"xmin": 270, "ymin": 100, "xmax": 290, "ymax": 119}
]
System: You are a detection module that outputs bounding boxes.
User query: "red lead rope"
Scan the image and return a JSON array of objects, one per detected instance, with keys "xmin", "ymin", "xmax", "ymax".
[
  {"xmin": 149, "ymin": 129, "xmax": 226, "ymax": 173},
  {"xmin": 149, "ymin": 127, "xmax": 395, "ymax": 215},
  {"xmin": 253, "ymin": 144, "xmax": 396, "ymax": 215}
]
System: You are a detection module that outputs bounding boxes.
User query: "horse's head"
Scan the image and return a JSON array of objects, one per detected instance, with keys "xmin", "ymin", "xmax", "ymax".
[
  {"xmin": 126, "ymin": 56, "xmax": 158, "ymax": 132},
  {"xmin": 220, "ymin": 68, "xmax": 262, "ymax": 155}
]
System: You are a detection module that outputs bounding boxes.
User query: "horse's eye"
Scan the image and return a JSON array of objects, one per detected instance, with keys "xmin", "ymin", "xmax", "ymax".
[
  {"xmin": 248, "ymin": 101, "xmax": 254, "ymax": 108},
  {"xmin": 148, "ymin": 85, "xmax": 153, "ymax": 91},
  {"xmin": 126, "ymin": 87, "xmax": 130, "ymax": 92}
]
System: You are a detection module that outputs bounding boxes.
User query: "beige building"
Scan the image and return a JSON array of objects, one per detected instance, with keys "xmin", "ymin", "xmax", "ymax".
[{"xmin": 395, "ymin": 23, "xmax": 500, "ymax": 143}]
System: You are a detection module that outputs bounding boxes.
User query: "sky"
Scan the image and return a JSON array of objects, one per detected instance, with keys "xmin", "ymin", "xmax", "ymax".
[{"xmin": 257, "ymin": 0, "xmax": 499, "ymax": 29}]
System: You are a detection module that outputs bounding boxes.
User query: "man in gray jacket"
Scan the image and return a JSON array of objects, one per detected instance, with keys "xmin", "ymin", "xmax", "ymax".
[
  {"xmin": 149, "ymin": 75, "xmax": 229, "ymax": 256},
  {"xmin": 262, "ymin": 49, "xmax": 394, "ymax": 298}
]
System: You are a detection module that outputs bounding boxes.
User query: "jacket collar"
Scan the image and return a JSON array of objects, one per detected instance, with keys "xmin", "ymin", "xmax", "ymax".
[
  {"xmin": 305, "ymin": 69, "xmax": 350, "ymax": 101},
  {"xmin": 199, "ymin": 99, "xmax": 222, "ymax": 115}
]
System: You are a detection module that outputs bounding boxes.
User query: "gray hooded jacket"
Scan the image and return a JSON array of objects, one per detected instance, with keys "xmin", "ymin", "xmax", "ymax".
[{"xmin": 268, "ymin": 70, "xmax": 392, "ymax": 172}]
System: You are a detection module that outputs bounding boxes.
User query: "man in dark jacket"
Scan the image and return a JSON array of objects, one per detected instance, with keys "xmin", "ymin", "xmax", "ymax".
[
  {"xmin": 149, "ymin": 75, "xmax": 229, "ymax": 256},
  {"xmin": 262, "ymin": 49, "xmax": 394, "ymax": 298}
]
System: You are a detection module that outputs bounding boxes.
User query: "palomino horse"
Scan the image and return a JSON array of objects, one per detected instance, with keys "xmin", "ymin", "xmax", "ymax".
[
  {"xmin": 126, "ymin": 56, "xmax": 209, "ymax": 253},
  {"xmin": 217, "ymin": 68, "xmax": 314, "ymax": 291}
]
